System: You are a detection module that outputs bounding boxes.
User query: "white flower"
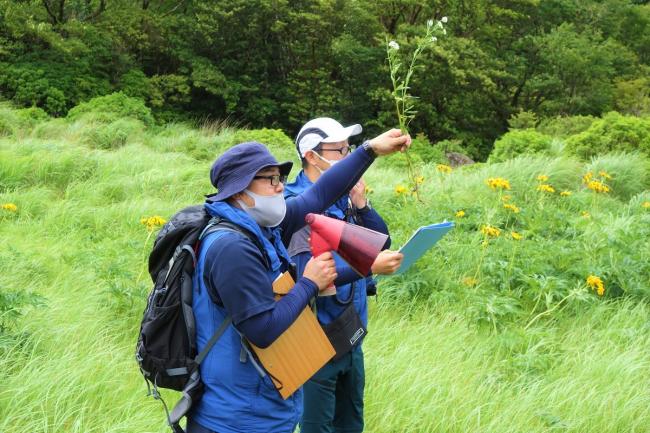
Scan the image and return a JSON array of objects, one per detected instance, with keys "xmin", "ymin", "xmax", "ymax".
[
  {"xmin": 388, "ymin": 40, "xmax": 400, "ymax": 50},
  {"xmin": 437, "ymin": 21, "xmax": 444, "ymax": 29},
  {"xmin": 431, "ymin": 36, "xmax": 438, "ymax": 42},
  {"xmin": 427, "ymin": 19, "xmax": 434, "ymax": 27},
  {"xmin": 442, "ymin": 28, "xmax": 447, "ymax": 35},
  {"xmin": 441, "ymin": 16, "xmax": 448, "ymax": 23}
]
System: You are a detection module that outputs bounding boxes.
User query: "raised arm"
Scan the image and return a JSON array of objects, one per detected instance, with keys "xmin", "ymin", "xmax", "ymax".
[
  {"xmin": 281, "ymin": 145, "xmax": 375, "ymax": 244},
  {"xmin": 281, "ymin": 128, "xmax": 411, "ymax": 244}
]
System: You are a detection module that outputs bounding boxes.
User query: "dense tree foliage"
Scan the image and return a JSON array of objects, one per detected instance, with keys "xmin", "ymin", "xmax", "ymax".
[{"xmin": 1, "ymin": 0, "xmax": 649, "ymax": 158}]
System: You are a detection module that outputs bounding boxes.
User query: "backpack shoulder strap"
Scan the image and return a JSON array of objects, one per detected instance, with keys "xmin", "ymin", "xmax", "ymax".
[
  {"xmin": 195, "ymin": 315, "xmax": 232, "ymax": 365},
  {"xmin": 168, "ymin": 315, "xmax": 233, "ymax": 430},
  {"xmin": 201, "ymin": 217, "xmax": 270, "ymax": 269},
  {"xmin": 193, "ymin": 217, "xmax": 270, "ymax": 362}
]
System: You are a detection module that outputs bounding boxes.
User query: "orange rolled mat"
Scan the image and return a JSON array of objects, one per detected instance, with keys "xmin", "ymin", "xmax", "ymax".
[{"xmin": 249, "ymin": 271, "xmax": 335, "ymax": 399}]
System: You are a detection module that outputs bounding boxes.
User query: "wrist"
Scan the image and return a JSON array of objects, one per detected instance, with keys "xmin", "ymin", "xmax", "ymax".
[
  {"xmin": 356, "ymin": 199, "xmax": 372, "ymax": 213},
  {"xmin": 300, "ymin": 276, "xmax": 319, "ymax": 295},
  {"xmin": 361, "ymin": 141, "xmax": 377, "ymax": 158}
]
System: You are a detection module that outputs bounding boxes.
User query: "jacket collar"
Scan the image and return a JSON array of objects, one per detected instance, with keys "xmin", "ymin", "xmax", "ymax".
[{"xmin": 204, "ymin": 200, "xmax": 290, "ymax": 273}]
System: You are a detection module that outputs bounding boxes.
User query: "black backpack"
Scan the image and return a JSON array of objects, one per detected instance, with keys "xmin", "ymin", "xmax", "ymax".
[{"xmin": 135, "ymin": 204, "xmax": 263, "ymax": 433}]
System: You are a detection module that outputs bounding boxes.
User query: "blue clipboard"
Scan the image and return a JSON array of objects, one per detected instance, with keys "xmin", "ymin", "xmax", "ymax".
[{"xmin": 391, "ymin": 221, "xmax": 454, "ymax": 276}]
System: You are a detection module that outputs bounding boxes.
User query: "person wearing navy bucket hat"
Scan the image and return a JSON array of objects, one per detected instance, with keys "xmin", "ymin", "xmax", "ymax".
[{"xmin": 187, "ymin": 129, "xmax": 411, "ymax": 433}]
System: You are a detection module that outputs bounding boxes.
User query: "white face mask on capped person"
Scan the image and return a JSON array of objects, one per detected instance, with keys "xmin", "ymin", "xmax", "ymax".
[
  {"xmin": 313, "ymin": 152, "xmax": 339, "ymax": 173},
  {"xmin": 236, "ymin": 189, "xmax": 287, "ymax": 227}
]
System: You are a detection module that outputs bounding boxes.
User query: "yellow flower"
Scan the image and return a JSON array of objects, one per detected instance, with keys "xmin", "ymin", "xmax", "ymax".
[
  {"xmin": 581, "ymin": 211, "xmax": 590, "ymax": 218},
  {"xmin": 560, "ymin": 191, "xmax": 572, "ymax": 197},
  {"xmin": 501, "ymin": 195, "xmax": 512, "ymax": 203},
  {"xmin": 462, "ymin": 276, "xmax": 478, "ymax": 287},
  {"xmin": 415, "ymin": 176, "xmax": 425, "ymax": 185},
  {"xmin": 510, "ymin": 231, "xmax": 523, "ymax": 240},
  {"xmin": 598, "ymin": 170, "xmax": 612, "ymax": 180},
  {"xmin": 503, "ymin": 203, "xmax": 520, "ymax": 213},
  {"xmin": 586, "ymin": 180, "xmax": 610, "ymax": 193},
  {"xmin": 486, "ymin": 177, "xmax": 511, "ymax": 190},
  {"xmin": 642, "ymin": 201, "xmax": 650, "ymax": 209},
  {"xmin": 140, "ymin": 215, "xmax": 167, "ymax": 232},
  {"xmin": 582, "ymin": 172, "xmax": 593, "ymax": 184},
  {"xmin": 395, "ymin": 185, "xmax": 408, "ymax": 195},
  {"xmin": 365, "ymin": 186, "xmax": 374, "ymax": 194},
  {"xmin": 537, "ymin": 174, "xmax": 549, "ymax": 182},
  {"xmin": 537, "ymin": 184, "xmax": 555, "ymax": 193},
  {"xmin": 586, "ymin": 275, "xmax": 605, "ymax": 296},
  {"xmin": 1, "ymin": 203, "xmax": 18, "ymax": 212},
  {"xmin": 480, "ymin": 225, "xmax": 501, "ymax": 237},
  {"xmin": 455, "ymin": 210, "xmax": 466, "ymax": 218},
  {"xmin": 436, "ymin": 164, "xmax": 452, "ymax": 174}
]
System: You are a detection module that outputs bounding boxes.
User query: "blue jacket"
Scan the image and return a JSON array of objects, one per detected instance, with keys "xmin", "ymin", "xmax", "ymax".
[
  {"xmin": 284, "ymin": 171, "xmax": 390, "ymax": 328},
  {"xmin": 190, "ymin": 144, "xmax": 377, "ymax": 432},
  {"xmin": 192, "ymin": 201, "xmax": 301, "ymax": 433}
]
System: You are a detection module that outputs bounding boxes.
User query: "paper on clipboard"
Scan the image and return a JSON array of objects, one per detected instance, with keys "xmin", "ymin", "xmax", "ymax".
[{"xmin": 391, "ymin": 221, "xmax": 454, "ymax": 275}]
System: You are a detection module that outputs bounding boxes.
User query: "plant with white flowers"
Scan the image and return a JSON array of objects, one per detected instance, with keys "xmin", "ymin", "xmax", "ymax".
[{"xmin": 386, "ymin": 17, "xmax": 448, "ymax": 199}]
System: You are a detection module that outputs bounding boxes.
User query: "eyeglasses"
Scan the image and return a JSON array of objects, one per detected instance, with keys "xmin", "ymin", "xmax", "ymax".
[
  {"xmin": 314, "ymin": 145, "xmax": 351, "ymax": 156},
  {"xmin": 253, "ymin": 174, "xmax": 288, "ymax": 186}
]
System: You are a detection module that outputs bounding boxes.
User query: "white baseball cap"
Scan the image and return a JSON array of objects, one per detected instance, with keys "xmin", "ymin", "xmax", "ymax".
[{"xmin": 295, "ymin": 117, "xmax": 362, "ymax": 158}]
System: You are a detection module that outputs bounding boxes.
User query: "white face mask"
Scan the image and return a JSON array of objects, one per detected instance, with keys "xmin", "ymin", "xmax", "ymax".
[
  {"xmin": 313, "ymin": 151, "xmax": 339, "ymax": 173},
  {"xmin": 236, "ymin": 189, "xmax": 287, "ymax": 227}
]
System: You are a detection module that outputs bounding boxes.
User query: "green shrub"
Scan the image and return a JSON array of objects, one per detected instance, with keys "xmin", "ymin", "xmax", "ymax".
[
  {"xmin": 0, "ymin": 103, "xmax": 17, "ymax": 137},
  {"xmin": 67, "ymin": 92, "xmax": 154, "ymax": 126},
  {"xmin": 373, "ymin": 134, "xmax": 459, "ymax": 171},
  {"xmin": 231, "ymin": 128, "xmax": 297, "ymax": 164},
  {"xmin": 14, "ymin": 107, "xmax": 49, "ymax": 130},
  {"xmin": 434, "ymin": 139, "xmax": 466, "ymax": 155},
  {"xmin": 31, "ymin": 118, "xmax": 68, "ymax": 140},
  {"xmin": 0, "ymin": 105, "xmax": 50, "ymax": 137},
  {"xmin": 413, "ymin": 135, "xmax": 456, "ymax": 165},
  {"xmin": 489, "ymin": 129, "xmax": 553, "ymax": 163},
  {"xmin": 0, "ymin": 289, "xmax": 45, "ymax": 334},
  {"xmin": 565, "ymin": 112, "xmax": 650, "ymax": 159},
  {"xmin": 537, "ymin": 115, "xmax": 597, "ymax": 138},
  {"xmin": 118, "ymin": 70, "xmax": 151, "ymax": 101},
  {"xmin": 0, "ymin": 117, "xmax": 14, "ymax": 137},
  {"xmin": 508, "ymin": 110, "xmax": 538, "ymax": 130},
  {"xmin": 82, "ymin": 119, "xmax": 145, "ymax": 150}
]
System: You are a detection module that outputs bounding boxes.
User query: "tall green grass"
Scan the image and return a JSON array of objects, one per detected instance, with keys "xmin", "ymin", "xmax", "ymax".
[
  {"xmin": 1, "ymin": 114, "xmax": 649, "ymax": 432},
  {"xmin": 365, "ymin": 300, "xmax": 650, "ymax": 433}
]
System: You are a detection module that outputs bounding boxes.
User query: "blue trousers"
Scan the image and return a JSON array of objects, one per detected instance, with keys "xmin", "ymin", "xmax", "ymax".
[{"xmin": 301, "ymin": 347, "xmax": 365, "ymax": 433}]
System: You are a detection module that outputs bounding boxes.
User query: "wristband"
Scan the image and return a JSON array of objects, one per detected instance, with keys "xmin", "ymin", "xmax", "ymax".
[{"xmin": 361, "ymin": 141, "xmax": 377, "ymax": 158}]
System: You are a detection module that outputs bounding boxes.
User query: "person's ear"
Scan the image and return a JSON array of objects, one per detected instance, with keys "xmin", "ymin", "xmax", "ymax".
[{"xmin": 304, "ymin": 150, "xmax": 319, "ymax": 166}]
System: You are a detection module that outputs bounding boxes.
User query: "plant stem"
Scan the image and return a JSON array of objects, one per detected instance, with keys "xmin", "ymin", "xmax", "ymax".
[{"xmin": 524, "ymin": 291, "xmax": 574, "ymax": 330}]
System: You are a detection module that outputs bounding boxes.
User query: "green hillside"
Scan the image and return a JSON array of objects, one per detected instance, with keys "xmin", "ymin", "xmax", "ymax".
[{"xmin": 1, "ymin": 102, "xmax": 649, "ymax": 432}]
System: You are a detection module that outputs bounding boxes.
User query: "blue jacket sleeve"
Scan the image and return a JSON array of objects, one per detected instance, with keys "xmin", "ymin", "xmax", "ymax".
[
  {"xmin": 280, "ymin": 145, "xmax": 375, "ymax": 245},
  {"xmin": 237, "ymin": 276, "xmax": 318, "ymax": 348},
  {"xmin": 204, "ymin": 233, "xmax": 318, "ymax": 346},
  {"xmin": 356, "ymin": 207, "xmax": 392, "ymax": 250}
]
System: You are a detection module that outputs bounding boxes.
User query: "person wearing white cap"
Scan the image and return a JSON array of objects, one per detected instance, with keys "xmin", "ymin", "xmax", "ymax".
[{"xmin": 285, "ymin": 117, "xmax": 404, "ymax": 433}]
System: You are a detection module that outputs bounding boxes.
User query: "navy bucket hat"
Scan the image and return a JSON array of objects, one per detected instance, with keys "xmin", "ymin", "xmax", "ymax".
[{"xmin": 206, "ymin": 142, "xmax": 293, "ymax": 202}]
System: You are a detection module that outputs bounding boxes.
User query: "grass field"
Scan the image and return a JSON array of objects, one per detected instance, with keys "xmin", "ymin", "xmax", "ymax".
[{"xmin": 1, "ymin": 111, "xmax": 649, "ymax": 432}]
